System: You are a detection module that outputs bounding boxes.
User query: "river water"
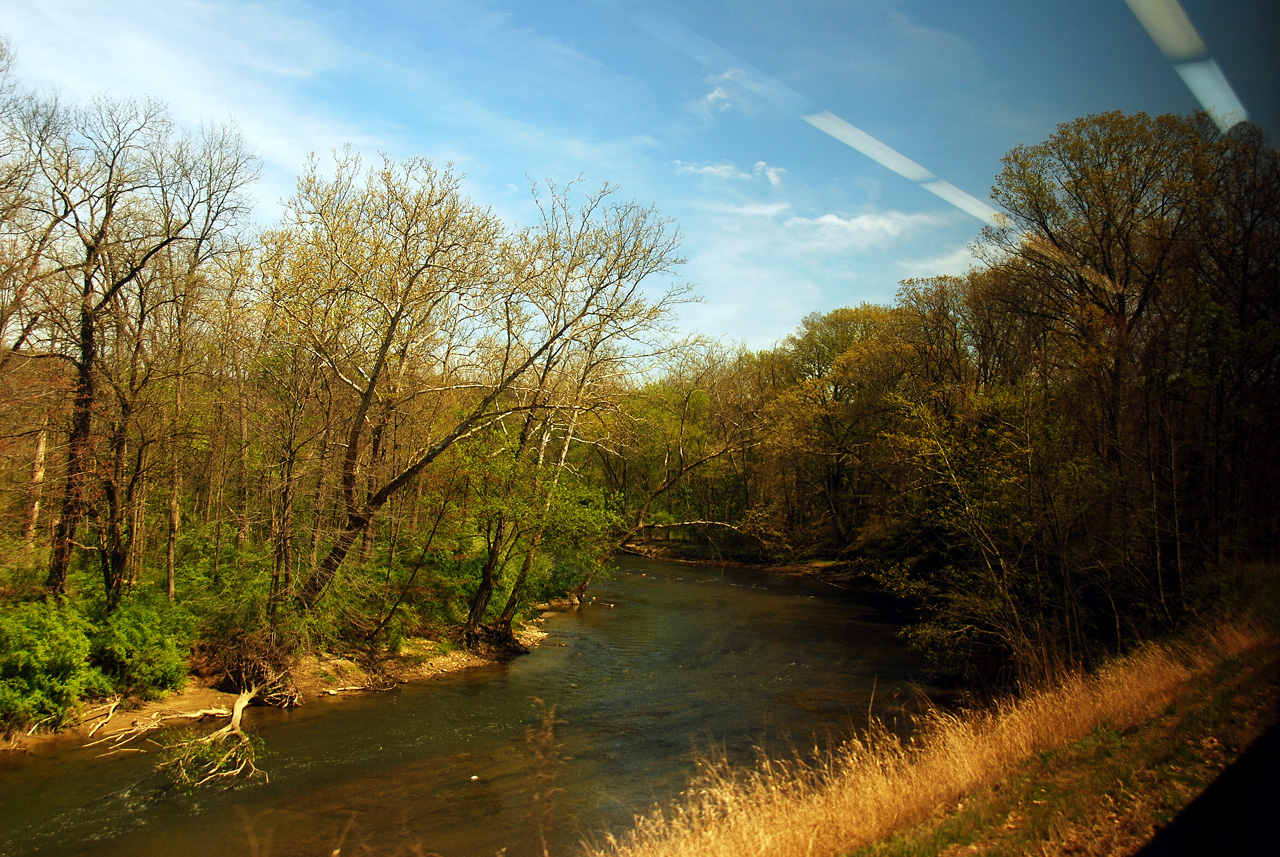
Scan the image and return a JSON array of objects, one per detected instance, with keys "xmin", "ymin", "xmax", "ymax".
[{"xmin": 0, "ymin": 556, "xmax": 930, "ymax": 857}]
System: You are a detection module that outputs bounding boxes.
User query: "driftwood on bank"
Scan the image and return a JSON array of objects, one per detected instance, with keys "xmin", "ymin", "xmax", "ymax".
[
  {"xmin": 84, "ymin": 704, "xmax": 233, "ymax": 755},
  {"xmin": 84, "ymin": 697, "xmax": 122, "ymax": 738}
]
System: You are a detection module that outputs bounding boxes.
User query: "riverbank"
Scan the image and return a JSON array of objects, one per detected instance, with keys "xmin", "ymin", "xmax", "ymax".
[
  {"xmin": 2, "ymin": 557, "xmax": 930, "ymax": 856},
  {"xmin": 2, "ymin": 621, "xmax": 548, "ymax": 755},
  {"xmin": 586, "ymin": 622, "xmax": 1279, "ymax": 857}
]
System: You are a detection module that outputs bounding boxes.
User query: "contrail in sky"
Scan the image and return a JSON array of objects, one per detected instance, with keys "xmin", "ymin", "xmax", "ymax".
[
  {"xmin": 618, "ymin": 2, "xmax": 1248, "ymax": 227},
  {"xmin": 621, "ymin": 5, "xmax": 1002, "ymax": 225},
  {"xmin": 1123, "ymin": 0, "xmax": 1248, "ymax": 131}
]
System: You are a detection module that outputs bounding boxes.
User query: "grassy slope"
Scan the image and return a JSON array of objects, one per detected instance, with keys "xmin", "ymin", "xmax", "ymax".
[
  {"xmin": 850, "ymin": 631, "xmax": 1279, "ymax": 856},
  {"xmin": 586, "ymin": 626, "xmax": 1279, "ymax": 857}
]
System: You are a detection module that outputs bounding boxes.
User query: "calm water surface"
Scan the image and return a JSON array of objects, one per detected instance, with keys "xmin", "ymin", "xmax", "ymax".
[{"xmin": 0, "ymin": 556, "xmax": 930, "ymax": 856}]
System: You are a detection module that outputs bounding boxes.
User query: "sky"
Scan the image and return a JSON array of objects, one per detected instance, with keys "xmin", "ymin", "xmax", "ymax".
[{"xmin": 3, "ymin": 0, "xmax": 1277, "ymax": 348}]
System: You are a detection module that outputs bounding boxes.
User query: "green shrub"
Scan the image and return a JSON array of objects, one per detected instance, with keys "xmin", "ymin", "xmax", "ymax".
[
  {"xmin": 90, "ymin": 598, "xmax": 194, "ymax": 699},
  {"xmin": 0, "ymin": 601, "xmax": 111, "ymax": 731}
]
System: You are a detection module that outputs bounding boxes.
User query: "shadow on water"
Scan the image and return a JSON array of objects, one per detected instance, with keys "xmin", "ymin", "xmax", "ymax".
[{"xmin": 0, "ymin": 556, "xmax": 934, "ymax": 857}]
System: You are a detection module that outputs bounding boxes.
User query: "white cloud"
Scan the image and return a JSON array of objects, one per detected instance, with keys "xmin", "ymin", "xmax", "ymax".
[
  {"xmin": 754, "ymin": 161, "xmax": 785, "ymax": 186},
  {"xmin": 701, "ymin": 202, "xmax": 791, "ymax": 217},
  {"xmin": 4, "ymin": 0, "xmax": 389, "ymax": 218},
  {"xmin": 675, "ymin": 202, "xmax": 952, "ymax": 347},
  {"xmin": 704, "ymin": 85, "xmax": 732, "ymax": 112},
  {"xmin": 680, "ymin": 231, "xmax": 825, "ymax": 347},
  {"xmin": 674, "ymin": 160, "xmax": 787, "ymax": 188},
  {"xmin": 897, "ymin": 245, "xmax": 981, "ymax": 278},
  {"xmin": 694, "ymin": 68, "xmax": 774, "ymax": 117},
  {"xmin": 783, "ymin": 211, "xmax": 939, "ymax": 252},
  {"xmin": 7, "ymin": 1, "xmax": 341, "ymax": 109},
  {"xmin": 675, "ymin": 160, "xmax": 751, "ymax": 179}
]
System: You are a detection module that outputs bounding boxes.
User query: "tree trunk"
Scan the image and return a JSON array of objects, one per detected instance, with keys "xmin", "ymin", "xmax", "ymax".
[
  {"xmin": 47, "ymin": 284, "xmax": 97, "ymax": 596},
  {"xmin": 235, "ymin": 367, "xmax": 251, "ymax": 548},
  {"xmin": 23, "ymin": 417, "xmax": 48, "ymax": 547},
  {"xmin": 497, "ymin": 537, "xmax": 541, "ymax": 635},
  {"xmin": 166, "ymin": 305, "xmax": 186, "ymax": 601},
  {"xmin": 308, "ymin": 420, "xmax": 331, "ymax": 574},
  {"xmin": 465, "ymin": 518, "xmax": 507, "ymax": 641},
  {"xmin": 498, "ymin": 409, "xmax": 577, "ymax": 635},
  {"xmin": 270, "ymin": 453, "xmax": 297, "ymax": 615}
]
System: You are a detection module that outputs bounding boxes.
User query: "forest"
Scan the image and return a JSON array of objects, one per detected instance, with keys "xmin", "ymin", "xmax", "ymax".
[{"xmin": 1, "ymin": 31, "xmax": 1277, "ymax": 738}]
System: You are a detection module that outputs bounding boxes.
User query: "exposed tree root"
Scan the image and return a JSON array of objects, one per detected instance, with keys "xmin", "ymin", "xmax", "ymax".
[
  {"xmin": 163, "ymin": 683, "xmax": 271, "ymax": 786},
  {"xmin": 460, "ymin": 623, "xmax": 532, "ymax": 657},
  {"xmin": 84, "ymin": 676, "xmax": 292, "ymax": 788},
  {"xmin": 155, "ymin": 681, "xmax": 273, "ymax": 788}
]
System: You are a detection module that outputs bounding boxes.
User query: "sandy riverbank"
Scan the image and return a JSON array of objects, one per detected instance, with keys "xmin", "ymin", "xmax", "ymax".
[{"xmin": 3, "ymin": 621, "xmax": 549, "ymax": 755}]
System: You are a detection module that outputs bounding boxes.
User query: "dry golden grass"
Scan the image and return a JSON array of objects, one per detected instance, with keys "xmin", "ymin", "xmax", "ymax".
[{"xmin": 586, "ymin": 625, "xmax": 1265, "ymax": 857}]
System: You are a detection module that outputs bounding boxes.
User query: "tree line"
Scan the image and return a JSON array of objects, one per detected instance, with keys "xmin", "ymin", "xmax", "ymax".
[{"xmin": 603, "ymin": 111, "xmax": 1279, "ymax": 685}]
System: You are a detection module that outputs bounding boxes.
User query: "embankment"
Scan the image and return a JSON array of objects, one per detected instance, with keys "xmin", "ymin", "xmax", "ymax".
[{"xmin": 586, "ymin": 623, "xmax": 1279, "ymax": 857}]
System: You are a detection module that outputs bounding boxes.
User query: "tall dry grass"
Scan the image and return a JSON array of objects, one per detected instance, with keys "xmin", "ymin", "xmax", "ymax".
[{"xmin": 586, "ymin": 625, "xmax": 1264, "ymax": 857}]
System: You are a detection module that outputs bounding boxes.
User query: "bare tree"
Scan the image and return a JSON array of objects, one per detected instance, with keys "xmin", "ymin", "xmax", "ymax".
[{"xmin": 18, "ymin": 94, "xmax": 257, "ymax": 601}]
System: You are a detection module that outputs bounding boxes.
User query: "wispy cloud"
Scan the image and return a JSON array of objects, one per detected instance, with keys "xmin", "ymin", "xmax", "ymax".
[
  {"xmin": 754, "ymin": 161, "xmax": 785, "ymax": 186},
  {"xmin": 701, "ymin": 202, "xmax": 792, "ymax": 217},
  {"xmin": 784, "ymin": 211, "xmax": 940, "ymax": 252},
  {"xmin": 7, "ymin": 0, "xmax": 342, "ymax": 111},
  {"xmin": 676, "ymin": 160, "xmax": 752, "ymax": 179},
  {"xmin": 626, "ymin": 7, "xmax": 813, "ymax": 115},
  {"xmin": 897, "ymin": 245, "xmax": 981, "ymax": 279},
  {"xmin": 703, "ymin": 85, "xmax": 732, "ymax": 112},
  {"xmin": 680, "ymin": 233, "xmax": 825, "ymax": 347},
  {"xmin": 4, "ymin": 0, "xmax": 668, "ymax": 225},
  {"xmin": 694, "ymin": 70, "xmax": 754, "ymax": 117},
  {"xmin": 5, "ymin": 0, "xmax": 388, "ymax": 215},
  {"xmin": 674, "ymin": 160, "xmax": 786, "ymax": 187},
  {"xmin": 674, "ymin": 200, "xmax": 957, "ymax": 346}
]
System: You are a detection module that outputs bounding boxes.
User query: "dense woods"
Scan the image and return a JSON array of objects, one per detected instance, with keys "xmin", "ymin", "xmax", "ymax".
[
  {"xmin": 1, "ymin": 32, "xmax": 1277, "ymax": 733},
  {"xmin": 626, "ymin": 112, "xmax": 1280, "ymax": 685}
]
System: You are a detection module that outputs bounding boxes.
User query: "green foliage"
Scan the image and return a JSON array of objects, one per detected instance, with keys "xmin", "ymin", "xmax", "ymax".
[
  {"xmin": 189, "ymin": 560, "xmax": 310, "ymax": 691},
  {"xmin": 384, "ymin": 548, "xmax": 485, "ymax": 631},
  {"xmin": 0, "ymin": 592, "xmax": 200, "ymax": 731},
  {"xmin": 89, "ymin": 597, "xmax": 194, "ymax": 699},
  {"xmin": 879, "ymin": 382, "xmax": 1119, "ymax": 681},
  {"xmin": 543, "ymin": 479, "xmax": 623, "ymax": 562},
  {"xmin": 0, "ymin": 601, "xmax": 111, "ymax": 731},
  {"xmin": 169, "ymin": 521, "xmax": 254, "ymax": 598}
]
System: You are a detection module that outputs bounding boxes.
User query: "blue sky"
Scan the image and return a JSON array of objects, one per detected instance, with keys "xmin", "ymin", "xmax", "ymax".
[{"xmin": 4, "ymin": 0, "xmax": 1276, "ymax": 348}]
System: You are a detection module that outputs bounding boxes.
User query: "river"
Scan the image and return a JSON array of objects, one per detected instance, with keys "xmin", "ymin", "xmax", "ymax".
[{"xmin": 0, "ymin": 556, "xmax": 931, "ymax": 857}]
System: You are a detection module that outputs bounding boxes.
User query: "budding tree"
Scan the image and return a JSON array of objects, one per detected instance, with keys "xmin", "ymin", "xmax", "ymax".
[
  {"xmin": 265, "ymin": 155, "xmax": 687, "ymax": 612},
  {"xmin": 18, "ymin": 95, "xmax": 257, "ymax": 602}
]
